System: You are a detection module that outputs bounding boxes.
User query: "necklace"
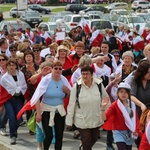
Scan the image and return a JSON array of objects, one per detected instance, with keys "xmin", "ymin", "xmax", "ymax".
[{"xmin": 54, "ymin": 80, "xmax": 59, "ymax": 88}]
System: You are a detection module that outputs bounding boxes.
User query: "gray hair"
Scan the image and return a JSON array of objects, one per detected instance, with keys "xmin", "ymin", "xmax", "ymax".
[{"xmin": 79, "ymin": 55, "xmax": 92, "ymax": 68}]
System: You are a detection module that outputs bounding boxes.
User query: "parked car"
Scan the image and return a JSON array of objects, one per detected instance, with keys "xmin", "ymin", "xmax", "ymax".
[
  {"xmin": 105, "ymin": 2, "xmax": 128, "ymax": 12},
  {"xmin": 136, "ymin": 13, "xmax": 149, "ymax": 22},
  {"xmin": 145, "ymin": 21, "xmax": 150, "ymax": 28},
  {"xmin": 86, "ymin": 19, "xmax": 113, "ymax": 34},
  {"xmin": 63, "ymin": 14, "xmax": 90, "ymax": 29},
  {"xmin": 102, "ymin": 14, "xmax": 120, "ymax": 32},
  {"xmin": 65, "ymin": 4, "xmax": 87, "ymax": 14},
  {"xmin": 85, "ymin": 11, "xmax": 104, "ymax": 16},
  {"xmin": 28, "ymin": 4, "xmax": 51, "ymax": 14},
  {"xmin": 131, "ymin": 0, "xmax": 150, "ymax": 11},
  {"xmin": 38, "ymin": 22, "xmax": 70, "ymax": 37},
  {"xmin": 110, "ymin": 9, "xmax": 128, "ymax": 15},
  {"xmin": 0, "ymin": 20, "xmax": 31, "ymax": 33},
  {"xmin": 83, "ymin": 6, "xmax": 108, "ymax": 13},
  {"xmin": 9, "ymin": 7, "xmax": 33, "ymax": 18},
  {"xmin": 20, "ymin": 11, "xmax": 43, "ymax": 28},
  {"xmin": 48, "ymin": 15, "xmax": 64, "ymax": 23},
  {"xmin": 87, "ymin": 14, "xmax": 101, "ymax": 19},
  {"xmin": 0, "ymin": 0, "xmax": 16, "ymax": 3},
  {"xmin": 117, "ymin": 15, "xmax": 146, "ymax": 29}
]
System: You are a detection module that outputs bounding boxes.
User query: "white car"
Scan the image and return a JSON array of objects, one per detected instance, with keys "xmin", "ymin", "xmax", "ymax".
[
  {"xmin": 117, "ymin": 15, "xmax": 146, "ymax": 29},
  {"xmin": 131, "ymin": 0, "xmax": 150, "ymax": 11},
  {"xmin": 110, "ymin": 9, "xmax": 128, "ymax": 15},
  {"xmin": 9, "ymin": 7, "xmax": 33, "ymax": 18},
  {"xmin": 63, "ymin": 14, "xmax": 90, "ymax": 29},
  {"xmin": 38, "ymin": 22, "xmax": 70, "ymax": 36},
  {"xmin": 105, "ymin": 2, "xmax": 128, "ymax": 12},
  {"xmin": 86, "ymin": 19, "xmax": 113, "ymax": 34}
]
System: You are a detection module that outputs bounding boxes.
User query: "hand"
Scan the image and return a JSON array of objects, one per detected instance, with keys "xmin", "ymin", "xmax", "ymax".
[
  {"xmin": 141, "ymin": 103, "xmax": 147, "ymax": 112},
  {"xmin": 103, "ymin": 56, "xmax": 110, "ymax": 62},
  {"xmin": 62, "ymin": 85, "xmax": 70, "ymax": 96},
  {"xmin": 133, "ymin": 131, "xmax": 138, "ymax": 137},
  {"xmin": 71, "ymin": 65, "xmax": 78, "ymax": 73},
  {"xmin": 41, "ymin": 66, "xmax": 52, "ymax": 76},
  {"xmin": 101, "ymin": 96, "xmax": 110, "ymax": 109},
  {"xmin": 113, "ymin": 73, "xmax": 121, "ymax": 83},
  {"xmin": 0, "ymin": 106, "xmax": 3, "ymax": 112},
  {"xmin": 36, "ymin": 113, "xmax": 42, "ymax": 122}
]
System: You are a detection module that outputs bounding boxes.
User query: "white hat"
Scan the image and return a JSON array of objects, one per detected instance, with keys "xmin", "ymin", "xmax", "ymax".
[{"xmin": 118, "ymin": 82, "xmax": 131, "ymax": 91}]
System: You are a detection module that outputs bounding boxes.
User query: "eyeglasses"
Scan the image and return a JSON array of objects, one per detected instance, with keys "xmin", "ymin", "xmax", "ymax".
[
  {"xmin": 54, "ymin": 67, "xmax": 62, "ymax": 71},
  {"xmin": 10, "ymin": 49, "xmax": 17, "ymax": 52},
  {"xmin": 114, "ymin": 55, "xmax": 119, "ymax": 58},
  {"xmin": 0, "ymin": 59, "xmax": 5, "ymax": 61},
  {"xmin": 33, "ymin": 50, "xmax": 40, "ymax": 53}
]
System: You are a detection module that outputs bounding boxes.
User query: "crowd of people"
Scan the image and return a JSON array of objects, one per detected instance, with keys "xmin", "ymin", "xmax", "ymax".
[{"xmin": 0, "ymin": 16, "xmax": 150, "ymax": 150}]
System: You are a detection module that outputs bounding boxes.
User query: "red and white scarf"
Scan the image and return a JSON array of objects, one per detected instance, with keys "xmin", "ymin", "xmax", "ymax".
[
  {"xmin": 117, "ymin": 99, "xmax": 137, "ymax": 138},
  {"xmin": 30, "ymin": 73, "xmax": 71, "ymax": 106}
]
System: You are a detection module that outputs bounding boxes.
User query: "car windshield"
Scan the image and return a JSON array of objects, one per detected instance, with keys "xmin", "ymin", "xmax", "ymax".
[
  {"xmin": 73, "ymin": 17, "xmax": 89, "ymax": 22},
  {"xmin": 110, "ymin": 15, "xmax": 120, "ymax": 21},
  {"xmin": 100, "ymin": 21, "xmax": 112, "ymax": 29},
  {"xmin": 128, "ymin": 17, "xmax": 145, "ymax": 23},
  {"xmin": 91, "ymin": 21, "xmax": 112, "ymax": 29},
  {"xmin": 138, "ymin": 15, "xmax": 148, "ymax": 20},
  {"xmin": 8, "ymin": 22, "xmax": 30, "ymax": 30},
  {"xmin": 117, "ymin": 11, "xmax": 128, "ymax": 15},
  {"xmin": 25, "ymin": 12, "xmax": 39, "ymax": 17},
  {"xmin": 49, "ymin": 16, "xmax": 63, "ymax": 22},
  {"xmin": 49, "ymin": 24, "xmax": 57, "ymax": 31}
]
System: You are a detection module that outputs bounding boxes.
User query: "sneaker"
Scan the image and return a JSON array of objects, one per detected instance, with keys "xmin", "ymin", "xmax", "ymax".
[
  {"xmin": 10, "ymin": 137, "xmax": 16, "ymax": 145},
  {"xmin": 19, "ymin": 121, "xmax": 26, "ymax": 127},
  {"xmin": 0, "ymin": 128, "xmax": 7, "ymax": 136},
  {"xmin": 106, "ymin": 145, "xmax": 115, "ymax": 150},
  {"xmin": 37, "ymin": 147, "xmax": 43, "ymax": 150},
  {"xmin": 73, "ymin": 130, "xmax": 80, "ymax": 139}
]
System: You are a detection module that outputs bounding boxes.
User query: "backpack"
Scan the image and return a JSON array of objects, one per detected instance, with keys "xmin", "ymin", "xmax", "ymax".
[{"xmin": 76, "ymin": 83, "xmax": 102, "ymax": 109}]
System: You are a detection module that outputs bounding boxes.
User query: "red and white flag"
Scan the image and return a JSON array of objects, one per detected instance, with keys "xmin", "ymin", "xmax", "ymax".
[
  {"xmin": 41, "ymin": 32, "xmax": 51, "ymax": 46},
  {"xmin": 79, "ymin": 18, "xmax": 90, "ymax": 34},
  {"xmin": 90, "ymin": 30, "xmax": 103, "ymax": 47},
  {"xmin": 138, "ymin": 27, "xmax": 147, "ymax": 40},
  {"xmin": 133, "ymin": 36, "xmax": 144, "ymax": 51}
]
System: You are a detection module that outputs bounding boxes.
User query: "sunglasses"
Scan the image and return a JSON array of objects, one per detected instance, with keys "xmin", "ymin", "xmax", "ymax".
[
  {"xmin": 10, "ymin": 49, "xmax": 17, "ymax": 52},
  {"xmin": 33, "ymin": 50, "xmax": 40, "ymax": 52},
  {"xmin": 54, "ymin": 67, "xmax": 62, "ymax": 70},
  {"xmin": 114, "ymin": 55, "xmax": 119, "ymax": 58},
  {"xmin": 0, "ymin": 59, "xmax": 5, "ymax": 61}
]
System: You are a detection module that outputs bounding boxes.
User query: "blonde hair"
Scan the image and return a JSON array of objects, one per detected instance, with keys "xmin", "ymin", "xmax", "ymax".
[
  {"xmin": 90, "ymin": 47, "xmax": 100, "ymax": 54},
  {"xmin": 38, "ymin": 61, "xmax": 52, "ymax": 73},
  {"xmin": 143, "ymin": 43, "xmax": 150, "ymax": 56},
  {"xmin": 79, "ymin": 55, "xmax": 92, "ymax": 68},
  {"xmin": 17, "ymin": 43, "xmax": 28, "ymax": 52}
]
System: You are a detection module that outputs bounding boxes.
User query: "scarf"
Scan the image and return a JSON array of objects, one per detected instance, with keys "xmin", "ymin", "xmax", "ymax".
[{"xmin": 30, "ymin": 73, "xmax": 71, "ymax": 106}]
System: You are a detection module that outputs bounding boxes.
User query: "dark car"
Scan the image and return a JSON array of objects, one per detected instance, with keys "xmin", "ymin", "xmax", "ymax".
[
  {"xmin": 65, "ymin": 4, "xmax": 87, "ymax": 14},
  {"xmin": 0, "ymin": 0, "xmax": 16, "ymax": 3},
  {"xmin": 0, "ymin": 20, "xmax": 31, "ymax": 33},
  {"xmin": 83, "ymin": 6, "xmax": 108, "ymax": 13},
  {"xmin": 20, "ymin": 11, "xmax": 43, "ymax": 28},
  {"xmin": 28, "ymin": 4, "xmax": 51, "ymax": 14}
]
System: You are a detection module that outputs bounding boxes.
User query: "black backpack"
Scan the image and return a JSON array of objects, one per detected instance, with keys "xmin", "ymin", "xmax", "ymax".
[{"xmin": 76, "ymin": 83, "xmax": 102, "ymax": 109}]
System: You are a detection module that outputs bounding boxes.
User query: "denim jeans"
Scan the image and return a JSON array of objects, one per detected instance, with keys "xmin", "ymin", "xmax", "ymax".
[
  {"xmin": 4, "ymin": 95, "xmax": 24, "ymax": 138},
  {"xmin": 0, "ymin": 107, "xmax": 7, "ymax": 129}
]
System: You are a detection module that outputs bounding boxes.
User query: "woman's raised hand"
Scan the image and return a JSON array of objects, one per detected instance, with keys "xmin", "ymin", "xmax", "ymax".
[{"xmin": 101, "ymin": 96, "xmax": 110, "ymax": 110}]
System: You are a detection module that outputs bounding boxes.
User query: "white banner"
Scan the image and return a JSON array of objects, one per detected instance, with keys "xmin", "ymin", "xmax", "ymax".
[{"xmin": 17, "ymin": 0, "xmax": 28, "ymax": 10}]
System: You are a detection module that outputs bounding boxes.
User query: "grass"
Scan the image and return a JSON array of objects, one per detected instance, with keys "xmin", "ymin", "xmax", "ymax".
[{"xmin": 52, "ymin": 8, "xmax": 65, "ymax": 12}]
